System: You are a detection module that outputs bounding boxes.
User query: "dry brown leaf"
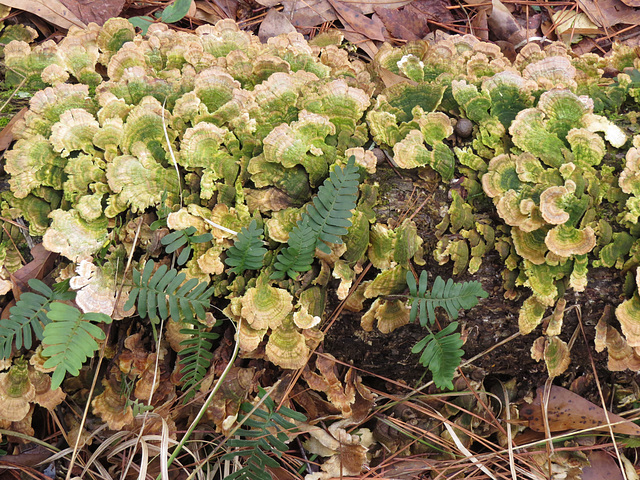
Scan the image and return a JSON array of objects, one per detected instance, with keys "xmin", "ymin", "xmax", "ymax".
[
  {"xmin": 488, "ymin": 0, "xmax": 536, "ymax": 46},
  {"xmin": 410, "ymin": 0, "xmax": 455, "ymax": 25},
  {"xmin": 376, "ymin": 67, "xmax": 418, "ymax": 88},
  {"xmin": 374, "ymin": 5, "xmax": 430, "ymax": 41},
  {"xmin": 328, "ymin": 0, "xmax": 386, "ymax": 41},
  {"xmin": 193, "ymin": 1, "xmax": 224, "ymax": 23},
  {"xmin": 578, "ymin": 0, "xmax": 640, "ymax": 28},
  {"xmin": 258, "ymin": 8, "xmax": 296, "ymax": 43},
  {"xmin": 520, "ymin": 385, "xmax": 640, "ymax": 436},
  {"xmin": 10, "ymin": 243, "xmax": 58, "ymax": 297},
  {"xmin": 59, "ymin": 0, "xmax": 125, "ymax": 26},
  {"xmin": 619, "ymin": 0, "xmax": 640, "ymax": 8},
  {"xmin": 0, "ymin": 0, "xmax": 86, "ymax": 29},
  {"xmin": 0, "ymin": 107, "xmax": 27, "ymax": 152},
  {"xmin": 472, "ymin": 8, "xmax": 490, "ymax": 41},
  {"xmin": 342, "ymin": 29, "xmax": 379, "ymax": 58},
  {"xmin": 281, "ymin": 0, "xmax": 412, "ymax": 31},
  {"xmin": 254, "ymin": 0, "xmax": 280, "ymax": 6},
  {"xmin": 582, "ymin": 451, "xmax": 625, "ymax": 480}
]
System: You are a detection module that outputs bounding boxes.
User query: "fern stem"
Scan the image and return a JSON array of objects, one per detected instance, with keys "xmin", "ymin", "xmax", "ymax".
[{"xmin": 157, "ymin": 322, "xmax": 240, "ymax": 480}]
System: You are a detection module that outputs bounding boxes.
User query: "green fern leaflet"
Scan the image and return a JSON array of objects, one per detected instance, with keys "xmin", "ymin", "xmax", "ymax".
[
  {"xmin": 178, "ymin": 317, "xmax": 220, "ymax": 402},
  {"xmin": 272, "ymin": 156, "xmax": 360, "ymax": 280},
  {"xmin": 225, "ymin": 220, "xmax": 267, "ymax": 275},
  {"xmin": 124, "ymin": 259, "xmax": 215, "ymax": 323},
  {"xmin": 307, "ymin": 155, "xmax": 360, "ymax": 254},
  {"xmin": 411, "ymin": 322, "xmax": 464, "ymax": 390},
  {"xmin": 42, "ymin": 302, "xmax": 112, "ymax": 389},
  {"xmin": 271, "ymin": 217, "xmax": 318, "ymax": 280},
  {"xmin": 407, "ymin": 271, "xmax": 488, "ymax": 327},
  {"xmin": 406, "ymin": 270, "xmax": 487, "ymax": 390},
  {"xmin": 162, "ymin": 226, "xmax": 213, "ymax": 266},
  {"xmin": 0, "ymin": 279, "xmax": 75, "ymax": 359},
  {"xmin": 223, "ymin": 387, "xmax": 306, "ymax": 480}
]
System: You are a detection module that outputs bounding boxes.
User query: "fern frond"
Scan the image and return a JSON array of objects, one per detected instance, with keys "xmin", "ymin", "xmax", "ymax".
[
  {"xmin": 178, "ymin": 318, "xmax": 221, "ymax": 402},
  {"xmin": 412, "ymin": 322, "xmax": 464, "ymax": 390},
  {"xmin": 162, "ymin": 226, "xmax": 213, "ymax": 266},
  {"xmin": 41, "ymin": 302, "xmax": 112, "ymax": 389},
  {"xmin": 406, "ymin": 270, "xmax": 487, "ymax": 390},
  {"xmin": 307, "ymin": 155, "xmax": 360, "ymax": 254},
  {"xmin": 271, "ymin": 217, "xmax": 317, "ymax": 280},
  {"xmin": 272, "ymin": 156, "xmax": 360, "ymax": 280},
  {"xmin": 223, "ymin": 387, "xmax": 307, "ymax": 480},
  {"xmin": 407, "ymin": 270, "xmax": 488, "ymax": 327},
  {"xmin": 0, "ymin": 279, "xmax": 75, "ymax": 359},
  {"xmin": 225, "ymin": 220, "xmax": 267, "ymax": 275},
  {"xmin": 124, "ymin": 259, "xmax": 214, "ymax": 322}
]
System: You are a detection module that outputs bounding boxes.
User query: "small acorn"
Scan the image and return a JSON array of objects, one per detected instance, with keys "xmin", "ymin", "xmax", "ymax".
[{"xmin": 455, "ymin": 118, "xmax": 473, "ymax": 138}]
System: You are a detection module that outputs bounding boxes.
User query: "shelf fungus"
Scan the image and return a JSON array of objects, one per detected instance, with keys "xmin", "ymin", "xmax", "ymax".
[
  {"xmin": 545, "ymin": 224, "xmax": 596, "ymax": 257},
  {"xmin": 265, "ymin": 315, "xmax": 310, "ymax": 370},
  {"xmin": 616, "ymin": 294, "xmax": 640, "ymax": 348},
  {"xmin": 6, "ymin": 15, "xmax": 640, "ymax": 398},
  {"xmin": 0, "ymin": 359, "xmax": 36, "ymax": 422},
  {"xmin": 239, "ymin": 280, "xmax": 293, "ymax": 331},
  {"xmin": 361, "ymin": 298, "xmax": 411, "ymax": 334}
]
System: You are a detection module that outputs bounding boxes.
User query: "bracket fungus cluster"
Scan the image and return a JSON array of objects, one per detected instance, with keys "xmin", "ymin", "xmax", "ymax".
[
  {"xmin": 3, "ymin": 14, "xmax": 640, "ymax": 433},
  {"xmin": 366, "ymin": 33, "xmax": 640, "ymax": 377}
]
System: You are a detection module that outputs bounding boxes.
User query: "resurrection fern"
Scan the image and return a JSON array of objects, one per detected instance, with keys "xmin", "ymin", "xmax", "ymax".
[
  {"xmin": 0, "ymin": 279, "xmax": 75, "ymax": 359},
  {"xmin": 162, "ymin": 226, "xmax": 213, "ymax": 266},
  {"xmin": 178, "ymin": 317, "xmax": 221, "ymax": 402},
  {"xmin": 406, "ymin": 270, "xmax": 488, "ymax": 390},
  {"xmin": 41, "ymin": 302, "xmax": 112, "ymax": 389},
  {"xmin": 124, "ymin": 259, "xmax": 215, "ymax": 323},
  {"xmin": 272, "ymin": 156, "xmax": 360, "ymax": 279},
  {"xmin": 223, "ymin": 387, "xmax": 307, "ymax": 480},
  {"xmin": 225, "ymin": 220, "xmax": 267, "ymax": 275}
]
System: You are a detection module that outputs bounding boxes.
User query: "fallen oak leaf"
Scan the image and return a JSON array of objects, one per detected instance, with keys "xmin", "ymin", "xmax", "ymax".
[
  {"xmin": 520, "ymin": 385, "xmax": 640, "ymax": 436},
  {"xmin": 577, "ymin": 0, "xmax": 640, "ymax": 28}
]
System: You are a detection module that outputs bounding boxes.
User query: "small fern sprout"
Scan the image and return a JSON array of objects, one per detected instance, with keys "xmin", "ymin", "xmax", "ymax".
[
  {"xmin": 162, "ymin": 226, "xmax": 214, "ymax": 266},
  {"xmin": 225, "ymin": 219, "xmax": 267, "ymax": 275},
  {"xmin": 406, "ymin": 270, "xmax": 488, "ymax": 390}
]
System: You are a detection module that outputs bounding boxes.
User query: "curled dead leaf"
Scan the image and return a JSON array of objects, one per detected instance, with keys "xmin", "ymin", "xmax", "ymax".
[{"xmin": 520, "ymin": 385, "xmax": 640, "ymax": 435}]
